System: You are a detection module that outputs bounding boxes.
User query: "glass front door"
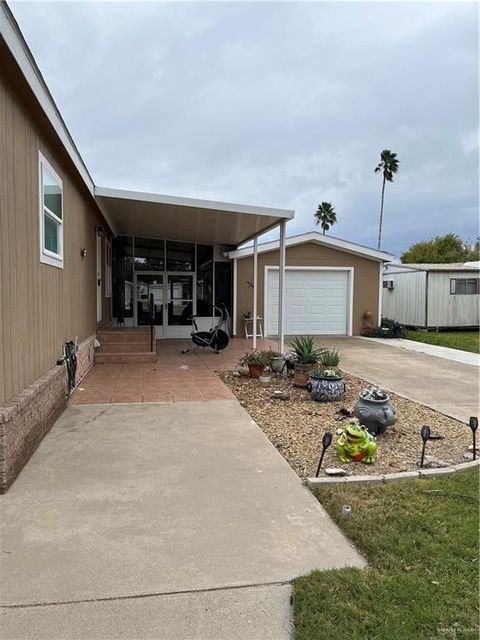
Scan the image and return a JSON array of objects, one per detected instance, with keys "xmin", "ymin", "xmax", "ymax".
[
  {"xmin": 134, "ymin": 272, "xmax": 195, "ymax": 339},
  {"xmin": 166, "ymin": 274, "xmax": 194, "ymax": 338},
  {"xmin": 135, "ymin": 273, "xmax": 164, "ymax": 338}
]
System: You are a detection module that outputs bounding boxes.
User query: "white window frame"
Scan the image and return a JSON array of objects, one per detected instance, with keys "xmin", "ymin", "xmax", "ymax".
[
  {"xmin": 450, "ymin": 278, "xmax": 479, "ymax": 295},
  {"xmin": 105, "ymin": 237, "xmax": 112, "ymax": 297},
  {"xmin": 39, "ymin": 151, "xmax": 63, "ymax": 268}
]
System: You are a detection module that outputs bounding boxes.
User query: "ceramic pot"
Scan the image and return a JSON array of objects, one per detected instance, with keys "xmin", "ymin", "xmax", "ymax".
[
  {"xmin": 307, "ymin": 374, "xmax": 345, "ymax": 402},
  {"xmin": 293, "ymin": 363, "xmax": 316, "ymax": 387},
  {"xmin": 271, "ymin": 356, "xmax": 284, "ymax": 373},
  {"xmin": 353, "ymin": 395, "xmax": 396, "ymax": 435},
  {"xmin": 248, "ymin": 364, "xmax": 264, "ymax": 379}
]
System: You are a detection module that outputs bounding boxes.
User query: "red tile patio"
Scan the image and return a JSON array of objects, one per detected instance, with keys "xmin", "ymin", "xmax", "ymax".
[{"xmin": 69, "ymin": 337, "xmax": 277, "ymax": 404}]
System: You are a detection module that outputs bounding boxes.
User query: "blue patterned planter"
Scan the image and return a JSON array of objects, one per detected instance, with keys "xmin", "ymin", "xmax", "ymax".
[{"xmin": 307, "ymin": 374, "xmax": 346, "ymax": 402}]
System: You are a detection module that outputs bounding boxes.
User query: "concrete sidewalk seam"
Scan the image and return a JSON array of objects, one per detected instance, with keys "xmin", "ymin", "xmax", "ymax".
[{"xmin": 1, "ymin": 579, "xmax": 292, "ymax": 610}]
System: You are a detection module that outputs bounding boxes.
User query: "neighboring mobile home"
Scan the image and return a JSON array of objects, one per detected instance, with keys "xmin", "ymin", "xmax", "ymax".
[
  {"xmin": 0, "ymin": 1, "xmax": 392, "ymax": 491},
  {"xmin": 382, "ymin": 262, "xmax": 480, "ymax": 329}
]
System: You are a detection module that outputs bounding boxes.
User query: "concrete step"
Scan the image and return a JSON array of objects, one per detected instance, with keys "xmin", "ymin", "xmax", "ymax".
[
  {"xmin": 97, "ymin": 341, "xmax": 151, "ymax": 353},
  {"xmin": 95, "ymin": 351, "xmax": 157, "ymax": 364},
  {"xmin": 97, "ymin": 329, "xmax": 151, "ymax": 344}
]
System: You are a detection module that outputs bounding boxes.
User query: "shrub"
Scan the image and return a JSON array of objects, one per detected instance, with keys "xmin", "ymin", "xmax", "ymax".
[
  {"xmin": 362, "ymin": 322, "xmax": 405, "ymax": 339},
  {"xmin": 238, "ymin": 351, "xmax": 266, "ymax": 367}
]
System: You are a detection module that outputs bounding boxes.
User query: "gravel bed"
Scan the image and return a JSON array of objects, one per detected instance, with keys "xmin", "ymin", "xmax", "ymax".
[{"xmin": 219, "ymin": 371, "xmax": 473, "ymax": 478}]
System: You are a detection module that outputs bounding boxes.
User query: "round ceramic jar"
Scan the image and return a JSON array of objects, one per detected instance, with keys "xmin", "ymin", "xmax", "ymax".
[
  {"xmin": 271, "ymin": 356, "xmax": 284, "ymax": 373},
  {"xmin": 307, "ymin": 373, "xmax": 346, "ymax": 402},
  {"xmin": 353, "ymin": 395, "xmax": 396, "ymax": 435}
]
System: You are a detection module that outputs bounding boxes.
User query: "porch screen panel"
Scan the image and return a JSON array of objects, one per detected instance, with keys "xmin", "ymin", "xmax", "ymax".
[
  {"xmin": 196, "ymin": 244, "xmax": 214, "ymax": 315},
  {"xmin": 214, "ymin": 262, "xmax": 232, "ymax": 317},
  {"xmin": 166, "ymin": 241, "xmax": 195, "ymax": 271},
  {"xmin": 112, "ymin": 236, "xmax": 134, "ymax": 320},
  {"xmin": 134, "ymin": 237, "xmax": 165, "ymax": 271}
]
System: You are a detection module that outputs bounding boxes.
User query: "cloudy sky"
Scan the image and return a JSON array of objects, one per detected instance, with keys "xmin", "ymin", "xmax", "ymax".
[{"xmin": 10, "ymin": 1, "xmax": 479, "ymax": 256}]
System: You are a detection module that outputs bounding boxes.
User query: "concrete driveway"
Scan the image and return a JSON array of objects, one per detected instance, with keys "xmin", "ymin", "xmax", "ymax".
[
  {"xmin": 1, "ymin": 401, "xmax": 364, "ymax": 639},
  {"xmin": 318, "ymin": 337, "xmax": 479, "ymax": 423}
]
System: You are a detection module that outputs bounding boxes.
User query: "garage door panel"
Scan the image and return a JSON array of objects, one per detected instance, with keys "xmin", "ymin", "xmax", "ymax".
[{"xmin": 266, "ymin": 269, "xmax": 349, "ymax": 336}]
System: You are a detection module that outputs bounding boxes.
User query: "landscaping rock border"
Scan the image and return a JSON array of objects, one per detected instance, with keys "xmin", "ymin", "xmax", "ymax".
[{"xmin": 306, "ymin": 459, "xmax": 480, "ymax": 488}]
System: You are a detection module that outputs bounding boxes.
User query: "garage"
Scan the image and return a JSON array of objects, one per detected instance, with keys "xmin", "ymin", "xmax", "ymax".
[
  {"xmin": 230, "ymin": 231, "xmax": 393, "ymax": 338},
  {"xmin": 265, "ymin": 268, "xmax": 351, "ymax": 336}
]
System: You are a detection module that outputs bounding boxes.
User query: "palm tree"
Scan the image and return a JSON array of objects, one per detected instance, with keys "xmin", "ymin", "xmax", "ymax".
[
  {"xmin": 314, "ymin": 202, "xmax": 337, "ymax": 235},
  {"xmin": 375, "ymin": 149, "xmax": 400, "ymax": 250}
]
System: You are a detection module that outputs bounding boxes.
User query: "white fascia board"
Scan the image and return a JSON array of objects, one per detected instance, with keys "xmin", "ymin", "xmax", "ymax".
[
  {"xmin": 386, "ymin": 262, "xmax": 480, "ymax": 273},
  {"xmin": 94, "ymin": 186, "xmax": 295, "ymax": 220},
  {"xmin": 383, "ymin": 263, "xmax": 426, "ymax": 274},
  {"xmin": 1, "ymin": 3, "xmax": 95, "ymax": 196},
  {"xmin": 228, "ymin": 231, "xmax": 394, "ymax": 262}
]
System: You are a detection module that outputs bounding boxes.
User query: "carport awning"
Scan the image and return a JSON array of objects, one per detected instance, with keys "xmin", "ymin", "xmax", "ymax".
[{"xmin": 95, "ymin": 187, "xmax": 294, "ymax": 246}]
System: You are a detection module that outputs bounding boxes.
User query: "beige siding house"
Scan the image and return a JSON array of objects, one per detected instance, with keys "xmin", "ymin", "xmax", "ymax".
[
  {"xmin": 0, "ymin": 3, "xmax": 292, "ymax": 491},
  {"xmin": 0, "ymin": 2, "xmax": 393, "ymax": 492}
]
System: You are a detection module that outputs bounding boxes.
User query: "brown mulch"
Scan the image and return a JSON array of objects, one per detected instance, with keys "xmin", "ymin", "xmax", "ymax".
[{"xmin": 218, "ymin": 371, "xmax": 473, "ymax": 478}]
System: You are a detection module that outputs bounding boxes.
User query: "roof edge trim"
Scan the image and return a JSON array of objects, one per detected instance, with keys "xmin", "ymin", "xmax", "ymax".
[
  {"xmin": 228, "ymin": 231, "xmax": 394, "ymax": 262},
  {"xmin": 94, "ymin": 186, "xmax": 295, "ymax": 219}
]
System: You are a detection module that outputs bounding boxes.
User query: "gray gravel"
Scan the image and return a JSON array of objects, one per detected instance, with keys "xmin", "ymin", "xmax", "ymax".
[{"xmin": 219, "ymin": 371, "xmax": 472, "ymax": 478}]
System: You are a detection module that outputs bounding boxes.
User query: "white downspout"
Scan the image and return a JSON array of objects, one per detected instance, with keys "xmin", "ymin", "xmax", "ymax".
[
  {"xmin": 253, "ymin": 236, "xmax": 258, "ymax": 349},
  {"xmin": 378, "ymin": 262, "xmax": 383, "ymax": 328},
  {"xmin": 233, "ymin": 257, "xmax": 238, "ymax": 336},
  {"xmin": 278, "ymin": 220, "xmax": 286, "ymax": 353}
]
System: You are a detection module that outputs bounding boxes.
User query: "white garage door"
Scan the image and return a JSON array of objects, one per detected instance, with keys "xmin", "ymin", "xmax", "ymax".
[{"xmin": 266, "ymin": 269, "xmax": 350, "ymax": 336}]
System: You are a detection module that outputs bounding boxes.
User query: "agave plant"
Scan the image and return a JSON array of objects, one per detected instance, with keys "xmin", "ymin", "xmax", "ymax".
[
  {"xmin": 319, "ymin": 348, "xmax": 341, "ymax": 368},
  {"xmin": 290, "ymin": 336, "xmax": 324, "ymax": 365}
]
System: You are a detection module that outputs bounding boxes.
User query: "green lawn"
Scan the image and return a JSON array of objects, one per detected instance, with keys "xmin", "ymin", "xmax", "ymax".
[
  {"xmin": 293, "ymin": 469, "xmax": 479, "ymax": 640},
  {"xmin": 405, "ymin": 330, "xmax": 479, "ymax": 354}
]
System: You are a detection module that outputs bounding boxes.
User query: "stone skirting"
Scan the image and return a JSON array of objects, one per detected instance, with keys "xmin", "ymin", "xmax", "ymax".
[
  {"xmin": 0, "ymin": 334, "xmax": 97, "ymax": 493},
  {"xmin": 0, "ymin": 364, "xmax": 67, "ymax": 493},
  {"xmin": 76, "ymin": 334, "xmax": 95, "ymax": 385}
]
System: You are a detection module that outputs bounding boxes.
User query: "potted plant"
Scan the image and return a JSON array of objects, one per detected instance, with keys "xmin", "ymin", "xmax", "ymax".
[
  {"xmin": 353, "ymin": 386, "xmax": 396, "ymax": 435},
  {"xmin": 259, "ymin": 366, "xmax": 272, "ymax": 385},
  {"xmin": 307, "ymin": 369, "xmax": 345, "ymax": 402},
  {"xmin": 290, "ymin": 336, "xmax": 324, "ymax": 387},
  {"xmin": 318, "ymin": 348, "xmax": 341, "ymax": 370},
  {"xmin": 238, "ymin": 351, "xmax": 266, "ymax": 378},
  {"xmin": 243, "ymin": 310, "xmax": 253, "ymax": 320},
  {"xmin": 260, "ymin": 348, "xmax": 283, "ymax": 373}
]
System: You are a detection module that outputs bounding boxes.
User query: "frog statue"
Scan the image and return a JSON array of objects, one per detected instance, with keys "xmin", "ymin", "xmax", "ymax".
[{"xmin": 336, "ymin": 419, "xmax": 377, "ymax": 464}]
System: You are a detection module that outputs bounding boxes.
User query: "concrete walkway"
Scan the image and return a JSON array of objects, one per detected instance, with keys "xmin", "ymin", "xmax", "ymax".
[
  {"xmin": 1, "ymin": 401, "xmax": 364, "ymax": 639},
  {"xmin": 319, "ymin": 337, "xmax": 480, "ymax": 424},
  {"xmin": 360, "ymin": 336, "xmax": 480, "ymax": 367}
]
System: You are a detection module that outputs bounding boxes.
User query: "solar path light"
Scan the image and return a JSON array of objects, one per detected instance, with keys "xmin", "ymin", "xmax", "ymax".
[
  {"xmin": 315, "ymin": 432, "xmax": 333, "ymax": 477},
  {"xmin": 419, "ymin": 425, "xmax": 431, "ymax": 468},
  {"xmin": 469, "ymin": 417, "xmax": 478, "ymax": 461}
]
